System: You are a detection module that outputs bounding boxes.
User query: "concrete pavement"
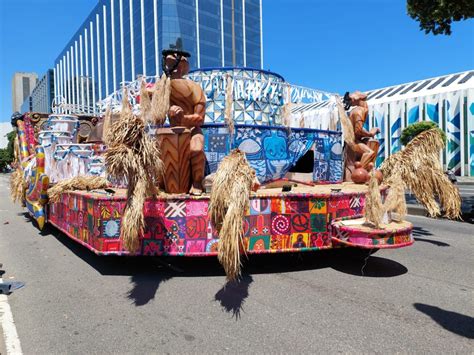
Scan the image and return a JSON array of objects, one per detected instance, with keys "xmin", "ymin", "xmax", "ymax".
[{"xmin": 0, "ymin": 174, "xmax": 472, "ymax": 353}]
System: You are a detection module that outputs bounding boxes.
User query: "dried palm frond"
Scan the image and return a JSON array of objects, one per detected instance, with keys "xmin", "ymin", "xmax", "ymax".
[
  {"xmin": 381, "ymin": 128, "xmax": 461, "ymax": 219},
  {"xmin": 104, "ymin": 91, "xmax": 164, "ymax": 253},
  {"xmin": 121, "ymin": 178, "xmax": 147, "ymax": 253},
  {"xmin": 224, "ymin": 75, "xmax": 235, "ymax": 136},
  {"xmin": 10, "ymin": 168, "xmax": 27, "ymax": 203},
  {"xmin": 102, "ymin": 107, "xmax": 112, "ymax": 145},
  {"xmin": 140, "ymin": 79, "xmax": 152, "ymax": 124},
  {"xmin": 383, "ymin": 176, "xmax": 407, "ymax": 220},
  {"xmin": 336, "ymin": 100, "xmax": 355, "ymax": 144},
  {"xmin": 48, "ymin": 176, "xmax": 109, "ymax": 203},
  {"xmin": 364, "ymin": 171, "xmax": 384, "ymax": 228},
  {"xmin": 209, "ymin": 149, "xmax": 256, "ymax": 282},
  {"xmin": 150, "ymin": 73, "xmax": 171, "ymax": 125}
]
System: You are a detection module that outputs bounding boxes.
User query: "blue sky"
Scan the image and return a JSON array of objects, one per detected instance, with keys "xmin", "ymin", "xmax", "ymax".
[{"xmin": 0, "ymin": 0, "xmax": 473, "ymax": 122}]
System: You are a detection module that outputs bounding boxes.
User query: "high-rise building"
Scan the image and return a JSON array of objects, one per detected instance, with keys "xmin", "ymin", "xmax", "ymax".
[
  {"xmin": 11, "ymin": 72, "xmax": 38, "ymax": 113},
  {"xmin": 32, "ymin": 70, "xmax": 55, "ymax": 113},
  {"xmin": 54, "ymin": 0, "xmax": 263, "ymax": 113},
  {"xmin": 20, "ymin": 70, "xmax": 55, "ymax": 114}
]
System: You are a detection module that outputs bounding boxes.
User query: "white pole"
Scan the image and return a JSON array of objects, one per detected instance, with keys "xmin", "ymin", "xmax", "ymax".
[
  {"xmin": 66, "ymin": 51, "xmax": 71, "ymax": 112},
  {"xmin": 96, "ymin": 14, "xmax": 102, "ymax": 102},
  {"xmin": 75, "ymin": 41, "xmax": 80, "ymax": 109},
  {"xmin": 79, "ymin": 35, "xmax": 84, "ymax": 111},
  {"xmin": 152, "ymin": 0, "xmax": 157, "ymax": 76},
  {"xmin": 90, "ymin": 22, "xmax": 96, "ymax": 113},
  {"xmin": 85, "ymin": 28, "xmax": 90, "ymax": 112},
  {"xmin": 220, "ymin": 0, "xmax": 224, "ymax": 66},
  {"xmin": 119, "ymin": 0, "xmax": 125, "ymax": 85},
  {"xmin": 129, "ymin": 0, "xmax": 135, "ymax": 80},
  {"xmin": 103, "ymin": 5, "xmax": 109, "ymax": 96},
  {"xmin": 111, "ymin": 0, "xmax": 117, "ymax": 91},
  {"xmin": 62, "ymin": 57, "xmax": 67, "ymax": 113},
  {"xmin": 54, "ymin": 64, "xmax": 58, "ymax": 105},
  {"xmin": 71, "ymin": 46, "xmax": 76, "ymax": 109},
  {"xmin": 196, "ymin": 0, "xmax": 200, "ymax": 67},
  {"xmin": 242, "ymin": 0, "xmax": 246, "ymax": 67},
  {"xmin": 140, "ymin": 0, "xmax": 146, "ymax": 76}
]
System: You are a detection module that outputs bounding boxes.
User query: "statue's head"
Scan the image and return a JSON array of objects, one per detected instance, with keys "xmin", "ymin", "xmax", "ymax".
[
  {"xmin": 343, "ymin": 91, "xmax": 368, "ymax": 110},
  {"xmin": 162, "ymin": 49, "xmax": 191, "ymax": 78}
]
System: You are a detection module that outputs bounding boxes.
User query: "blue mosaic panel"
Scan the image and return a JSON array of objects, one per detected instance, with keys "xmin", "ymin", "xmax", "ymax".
[
  {"xmin": 187, "ymin": 68, "xmax": 285, "ymax": 126},
  {"xmin": 202, "ymin": 124, "xmax": 343, "ymax": 184}
]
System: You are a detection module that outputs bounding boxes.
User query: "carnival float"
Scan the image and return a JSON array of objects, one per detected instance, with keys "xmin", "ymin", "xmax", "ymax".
[{"xmin": 9, "ymin": 49, "xmax": 461, "ymax": 281}]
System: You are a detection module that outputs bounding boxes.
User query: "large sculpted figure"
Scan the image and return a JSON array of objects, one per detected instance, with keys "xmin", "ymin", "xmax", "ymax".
[
  {"xmin": 343, "ymin": 91, "xmax": 380, "ymax": 181},
  {"xmin": 163, "ymin": 49, "xmax": 207, "ymax": 195}
]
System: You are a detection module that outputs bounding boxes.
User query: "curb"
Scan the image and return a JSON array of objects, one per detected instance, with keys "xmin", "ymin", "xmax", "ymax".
[
  {"xmin": 457, "ymin": 181, "xmax": 474, "ymax": 186},
  {"xmin": 407, "ymin": 204, "xmax": 428, "ymax": 217}
]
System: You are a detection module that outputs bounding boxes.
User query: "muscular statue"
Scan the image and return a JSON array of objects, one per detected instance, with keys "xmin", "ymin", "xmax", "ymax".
[
  {"xmin": 343, "ymin": 91, "xmax": 380, "ymax": 180},
  {"xmin": 163, "ymin": 49, "xmax": 207, "ymax": 195}
]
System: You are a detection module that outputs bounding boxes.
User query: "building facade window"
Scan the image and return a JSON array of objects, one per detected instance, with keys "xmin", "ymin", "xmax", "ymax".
[{"xmin": 53, "ymin": 0, "xmax": 262, "ymax": 111}]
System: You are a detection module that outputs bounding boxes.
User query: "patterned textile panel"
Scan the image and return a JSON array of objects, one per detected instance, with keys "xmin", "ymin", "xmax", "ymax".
[
  {"xmin": 330, "ymin": 215, "xmax": 414, "ymax": 249},
  {"xmin": 22, "ymin": 114, "xmax": 39, "ymax": 155},
  {"xmin": 48, "ymin": 191, "xmax": 369, "ymax": 256},
  {"xmin": 202, "ymin": 124, "xmax": 343, "ymax": 184}
]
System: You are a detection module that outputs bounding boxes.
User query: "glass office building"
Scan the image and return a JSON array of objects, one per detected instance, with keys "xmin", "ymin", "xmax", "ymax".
[{"xmin": 54, "ymin": 0, "xmax": 263, "ymax": 113}]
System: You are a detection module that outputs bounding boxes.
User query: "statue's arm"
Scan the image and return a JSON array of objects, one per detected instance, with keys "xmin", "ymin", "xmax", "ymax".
[
  {"xmin": 352, "ymin": 111, "xmax": 374, "ymax": 138},
  {"xmin": 181, "ymin": 87, "xmax": 206, "ymax": 127}
]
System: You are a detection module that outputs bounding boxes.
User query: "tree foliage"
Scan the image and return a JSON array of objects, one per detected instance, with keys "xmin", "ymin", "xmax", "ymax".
[
  {"xmin": 0, "ymin": 131, "xmax": 16, "ymax": 171},
  {"xmin": 407, "ymin": 0, "xmax": 474, "ymax": 35},
  {"xmin": 401, "ymin": 121, "xmax": 446, "ymax": 146}
]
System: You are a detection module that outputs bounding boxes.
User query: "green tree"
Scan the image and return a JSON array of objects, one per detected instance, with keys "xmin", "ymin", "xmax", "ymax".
[
  {"xmin": 0, "ymin": 131, "xmax": 16, "ymax": 172},
  {"xmin": 401, "ymin": 121, "xmax": 446, "ymax": 146},
  {"xmin": 407, "ymin": 0, "xmax": 474, "ymax": 35}
]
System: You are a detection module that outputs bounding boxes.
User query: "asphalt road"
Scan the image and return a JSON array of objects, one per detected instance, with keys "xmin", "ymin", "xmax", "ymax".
[{"xmin": 0, "ymin": 174, "xmax": 472, "ymax": 354}]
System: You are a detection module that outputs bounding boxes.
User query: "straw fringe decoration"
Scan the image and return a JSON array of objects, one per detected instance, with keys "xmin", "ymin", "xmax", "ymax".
[
  {"xmin": 104, "ymin": 88, "xmax": 164, "ymax": 253},
  {"xmin": 224, "ymin": 75, "xmax": 235, "ymax": 136},
  {"xmin": 209, "ymin": 149, "xmax": 256, "ymax": 282},
  {"xmin": 10, "ymin": 168, "xmax": 27, "ymax": 203},
  {"xmin": 48, "ymin": 176, "xmax": 109, "ymax": 203},
  {"xmin": 381, "ymin": 128, "xmax": 461, "ymax": 219},
  {"xmin": 383, "ymin": 176, "xmax": 407, "ymax": 220},
  {"xmin": 364, "ymin": 171, "xmax": 384, "ymax": 228},
  {"xmin": 337, "ymin": 100, "xmax": 355, "ymax": 144},
  {"xmin": 102, "ymin": 107, "xmax": 112, "ymax": 144},
  {"xmin": 140, "ymin": 79, "xmax": 153, "ymax": 125},
  {"xmin": 150, "ymin": 73, "xmax": 171, "ymax": 125}
]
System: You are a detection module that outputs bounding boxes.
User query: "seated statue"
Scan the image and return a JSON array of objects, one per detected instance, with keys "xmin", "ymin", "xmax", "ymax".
[
  {"xmin": 343, "ymin": 91, "xmax": 380, "ymax": 181},
  {"xmin": 163, "ymin": 49, "xmax": 207, "ymax": 195}
]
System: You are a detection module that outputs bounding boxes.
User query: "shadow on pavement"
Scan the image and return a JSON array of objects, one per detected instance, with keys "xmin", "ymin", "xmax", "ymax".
[
  {"xmin": 414, "ymin": 303, "xmax": 474, "ymax": 339},
  {"xmin": 47, "ymin": 224, "xmax": 408, "ymax": 313},
  {"xmin": 414, "ymin": 237, "xmax": 450, "ymax": 247},
  {"xmin": 411, "ymin": 226, "xmax": 450, "ymax": 247},
  {"xmin": 214, "ymin": 275, "xmax": 253, "ymax": 319}
]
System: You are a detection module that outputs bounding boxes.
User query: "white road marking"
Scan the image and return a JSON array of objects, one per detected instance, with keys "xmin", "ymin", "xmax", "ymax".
[{"xmin": 0, "ymin": 279, "xmax": 22, "ymax": 355}]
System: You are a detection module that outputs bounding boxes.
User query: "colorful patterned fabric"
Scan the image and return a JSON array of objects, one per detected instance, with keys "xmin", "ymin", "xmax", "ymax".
[
  {"xmin": 47, "ymin": 188, "xmax": 412, "ymax": 256},
  {"xmin": 330, "ymin": 215, "xmax": 414, "ymax": 249}
]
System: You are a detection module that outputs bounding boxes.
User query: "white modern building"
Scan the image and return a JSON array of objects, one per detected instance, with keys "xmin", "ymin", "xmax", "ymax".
[
  {"xmin": 365, "ymin": 70, "xmax": 474, "ymax": 177},
  {"xmin": 291, "ymin": 70, "xmax": 474, "ymax": 176}
]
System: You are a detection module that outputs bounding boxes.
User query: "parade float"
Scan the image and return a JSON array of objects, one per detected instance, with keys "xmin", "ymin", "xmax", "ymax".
[{"xmin": 10, "ymin": 49, "xmax": 461, "ymax": 280}]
